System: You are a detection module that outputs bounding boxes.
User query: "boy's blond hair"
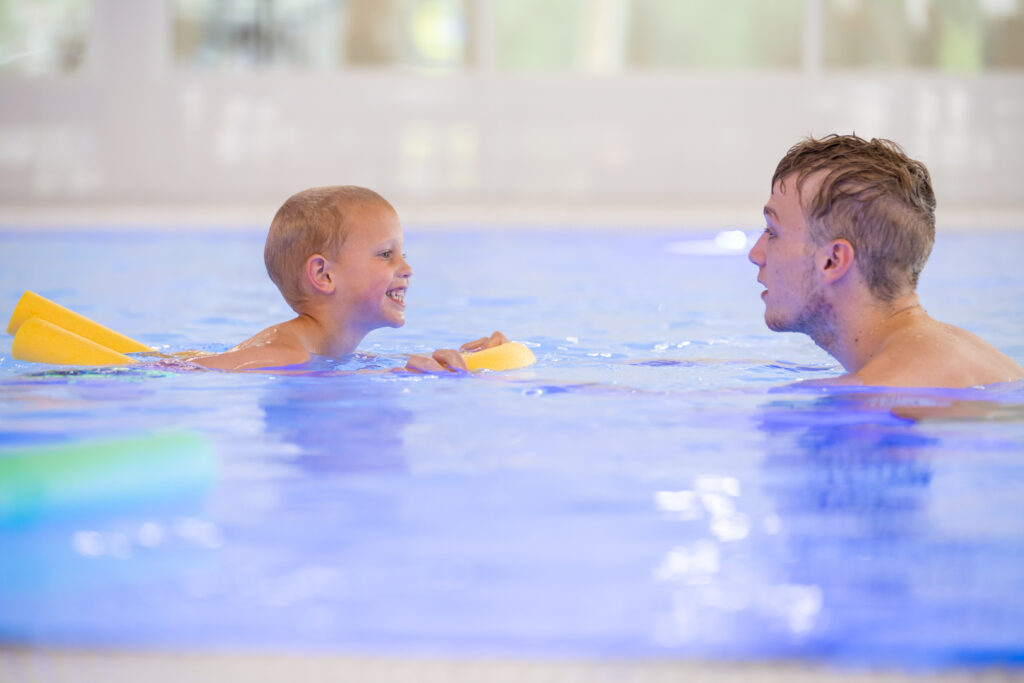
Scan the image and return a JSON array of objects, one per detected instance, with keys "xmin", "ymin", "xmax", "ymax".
[
  {"xmin": 264, "ymin": 185, "xmax": 393, "ymax": 310},
  {"xmin": 773, "ymin": 134, "xmax": 936, "ymax": 303}
]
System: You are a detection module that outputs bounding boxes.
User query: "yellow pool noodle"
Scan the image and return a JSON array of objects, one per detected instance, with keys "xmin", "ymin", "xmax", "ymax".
[
  {"xmin": 11, "ymin": 317, "xmax": 136, "ymax": 366},
  {"xmin": 461, "ymin": 341, "xmax": 536, "ymax": 371},
  {"xmin": 7, "ymin": 290, "xmax": 151, "ymax": 353}
]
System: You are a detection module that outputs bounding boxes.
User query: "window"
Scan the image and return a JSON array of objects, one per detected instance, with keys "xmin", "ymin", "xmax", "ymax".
[
  {"xmin": 493, "ymin": 0, "xmax": 589, "ymax": 71},
  {"xmin": 824, "ymin": 0, "xmax": 1024, "ymax": 70},
  {"xmin": 169, "ymin": 0, "xmax": 1024, "ymax": 73},
  {"xmin": 0, "ymin": 0, "xmax": 89, "ymax": 76},
  {"xmin": 493, "ymin": 0, "xmax": 803, "ymax": 72},
  {"xmin": 174, "ymin": 0, "xmax": 472, "ymax": 70},
  {"xmin": 626, "ymin": 0, "xmax": 802, "ymax": 70}
]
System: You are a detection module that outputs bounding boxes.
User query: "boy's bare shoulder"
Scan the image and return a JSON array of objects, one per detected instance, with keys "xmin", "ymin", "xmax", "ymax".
[{"xmin": 191, "ymin": 321, "xmax": 311, "ymax": 371}]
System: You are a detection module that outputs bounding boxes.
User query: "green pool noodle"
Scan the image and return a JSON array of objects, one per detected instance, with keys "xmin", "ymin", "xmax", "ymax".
[
  {"xmin": 12, "ymin": 317, "xmax": 137, "ymax": 366},
  {"xmin": 461, "ymin": 341, "xmax": 537, "ymax": 371},
  {"xmin": 0, "ymin": 432, "xmax": 217, "ymax": 526},
  {"xmin": 7, "ymin": 290, "xmax": 152, "ymax": 358}
]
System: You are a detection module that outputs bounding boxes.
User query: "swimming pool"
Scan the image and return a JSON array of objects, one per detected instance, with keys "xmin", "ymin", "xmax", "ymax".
[{"xmin": 1, "ymin": 226, "xmax": 1023, "ymax": 671}]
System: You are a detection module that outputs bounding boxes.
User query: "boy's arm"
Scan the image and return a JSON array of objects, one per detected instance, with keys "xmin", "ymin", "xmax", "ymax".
[
  {"xmin": 189, "ymin": 324, "xmax": 310, "ymax": 371},
  {"xmin": 405, "ymin": 349, "xmax": 468, "ymax": 373},
  {"xmin": 190, "ymin": 343, "xmax": 309, "ymax": 371},
  {"xmin": 458, "ymin": 331, "xmax": 509, "ymax": 353},
  {"xmin": 404, "ymin": 331, "xmax": 510, "ymax": 374}
]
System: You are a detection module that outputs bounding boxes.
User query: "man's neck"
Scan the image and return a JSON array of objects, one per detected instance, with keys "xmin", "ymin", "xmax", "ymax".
[{"xmin": 814, "ymin": 292, "xmax": 924, "ymax": 373}]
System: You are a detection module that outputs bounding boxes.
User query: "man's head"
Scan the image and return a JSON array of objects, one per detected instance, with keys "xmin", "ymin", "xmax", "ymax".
[
  {"xmin": 264, "ymin": 185, "xmax": 396, "ymax": 310},
  {"xmin": 771, "ymin": 134, "xmax": 936, "ymax": 303}
]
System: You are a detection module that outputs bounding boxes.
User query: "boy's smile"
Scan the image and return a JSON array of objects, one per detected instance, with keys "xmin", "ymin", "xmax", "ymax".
[{"xmin": 386, "ymin": 286, "xmax": 405, "ymax": 306}]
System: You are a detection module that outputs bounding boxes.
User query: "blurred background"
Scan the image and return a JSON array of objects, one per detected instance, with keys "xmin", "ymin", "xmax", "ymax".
[{"xmin": 0, "ymin": 0, "xmax": 1022, "ymax": 228}]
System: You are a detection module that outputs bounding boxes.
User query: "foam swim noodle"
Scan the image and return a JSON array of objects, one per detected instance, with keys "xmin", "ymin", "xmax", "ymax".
[
  {"xmin": 0, "ymin": 432, "xmax": 217, "ymax": 526},
  {"xmin": 461, "ymin": 341, "xmax": 537, "ymax": 371},
  {"xmin": 12, "ymin": 317, "xmax": 136, "ymax": 366},
  {"xmin": 7, "ymin": 290, "xmax": 151, "ymax": 353}
]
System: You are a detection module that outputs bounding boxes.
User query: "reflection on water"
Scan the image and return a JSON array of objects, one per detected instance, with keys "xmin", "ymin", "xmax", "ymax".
[
  {"xmin": 645, "ymin": 384, "xmax": 1024, "ymax": 664},
  {"xmin": 259, "ymin": 380, "xmax": 412, "ymax": 474},
  {"xmin": 747, "ymin": 390, "xmax": 1024, "ymax": 665},
  {"xmin": 650, "ymin": 471, "xmax": 826, "ymax": 651}
]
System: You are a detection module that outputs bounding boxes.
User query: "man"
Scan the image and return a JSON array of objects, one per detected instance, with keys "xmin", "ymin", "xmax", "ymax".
[{"xmin": 748, "ymin": 134, "xmax": 1023, "ymax": 388}]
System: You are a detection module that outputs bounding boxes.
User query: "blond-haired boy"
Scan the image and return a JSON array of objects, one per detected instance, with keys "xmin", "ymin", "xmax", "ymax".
[{"xmin": 193, "ymin": 185, "xmax": 502, "ymax": 372}]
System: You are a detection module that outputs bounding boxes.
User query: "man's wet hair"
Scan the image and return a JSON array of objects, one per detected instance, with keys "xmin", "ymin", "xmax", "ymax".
[{"xmin": 774, "ymin": 134, "xmax": 936, "ymax": 302}]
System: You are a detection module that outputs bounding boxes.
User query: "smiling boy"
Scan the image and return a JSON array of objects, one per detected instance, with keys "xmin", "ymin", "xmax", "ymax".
[
  {"xmin": 192, "ymin": 186, "xmax": 409, "ymax": 370},
  {"xmin": 192, "ymin": 186, "xmax": 498, "ymax": 372},
  {"xmin": 748, "ymin": 134, "xmax": 1023, "ymax": 388}
]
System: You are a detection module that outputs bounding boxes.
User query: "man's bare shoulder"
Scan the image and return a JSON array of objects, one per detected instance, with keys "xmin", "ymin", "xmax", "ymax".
[
  {"xmin": 191, "ymin": 321, "xmax": 311, "ymax": 371},
  {"xmin": 855, "ymin": 319, "xmax": 1024, "ymax": 388}
]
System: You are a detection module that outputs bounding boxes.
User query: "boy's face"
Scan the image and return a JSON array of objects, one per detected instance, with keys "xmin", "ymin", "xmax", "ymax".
[{"xmin": 331, "ymin": 202, "xmax": 411, "ymax": 332}]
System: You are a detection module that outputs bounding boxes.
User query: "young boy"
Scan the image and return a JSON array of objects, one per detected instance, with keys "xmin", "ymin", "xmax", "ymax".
[{"xmin": 192, "ymin": 185, "xmax": 503, "ymax": 372}]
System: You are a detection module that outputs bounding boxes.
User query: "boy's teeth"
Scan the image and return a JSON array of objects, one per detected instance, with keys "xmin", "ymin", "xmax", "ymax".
[{"xmin": 388, "ymin": 289, "xmax": 405, "ymax": 303}]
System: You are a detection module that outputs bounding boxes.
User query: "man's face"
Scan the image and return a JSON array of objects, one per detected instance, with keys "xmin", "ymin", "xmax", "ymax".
[{"xmin": 748, "ymin": 174, "xmax": 830, "ymax": 336}]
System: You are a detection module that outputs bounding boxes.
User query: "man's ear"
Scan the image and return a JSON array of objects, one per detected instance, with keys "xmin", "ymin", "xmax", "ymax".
[
  {"xmin": 819, "ymin": 239, "xmax": 855, "ymax": 285},
  {"xmin": 304, "ymin": 254, "xmax": 335, "ymax": 294}
]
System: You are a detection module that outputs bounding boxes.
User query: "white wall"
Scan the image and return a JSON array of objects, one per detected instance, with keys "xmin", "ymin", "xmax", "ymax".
[{"xmin": 1, "ymin": 0, "xmax": 1023, "ymax": 227}]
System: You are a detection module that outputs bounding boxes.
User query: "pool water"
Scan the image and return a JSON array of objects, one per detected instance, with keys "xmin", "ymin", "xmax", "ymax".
[{"xmin": 1, "ymin": 227, "xmax": 1023, "ymax": 668}]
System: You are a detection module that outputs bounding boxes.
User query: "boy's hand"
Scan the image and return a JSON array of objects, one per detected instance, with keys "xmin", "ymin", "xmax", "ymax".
[
  {"xmin": 459, "ymin": 331, "xmax": 509, "ymax": 353},
  {"xmin": 405, "ymin": 348, "xmax": 470, "ymax": 374}
]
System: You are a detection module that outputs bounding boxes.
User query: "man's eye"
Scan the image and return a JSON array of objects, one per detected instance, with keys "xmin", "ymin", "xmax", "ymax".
[{"xmin": 764, "ymin": 227, "xmax": 776, "ymax": 239}]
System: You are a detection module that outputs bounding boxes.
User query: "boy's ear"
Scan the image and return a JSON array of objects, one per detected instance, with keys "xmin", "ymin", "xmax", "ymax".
[
  {"xmin": 304, "ymin": 254, "xmax": 335, "ymax": 295},
  {"xmin": 819, "ymin": 238, "xmax": 855, "ymax": 285}
]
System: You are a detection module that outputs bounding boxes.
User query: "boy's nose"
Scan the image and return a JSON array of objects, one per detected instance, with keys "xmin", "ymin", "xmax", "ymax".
[
  {"xmin": 398, "ymin": 256, "xmax": 412, "ymax": 278},
  {"xmin": 748, "ymin": 232, "xmax": 767, "ymax": 267}
]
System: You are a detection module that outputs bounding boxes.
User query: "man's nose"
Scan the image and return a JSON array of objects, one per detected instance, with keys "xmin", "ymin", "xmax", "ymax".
[{"xmin": 748, "ymin": 232, "xmax": 766, "ymax": 267}]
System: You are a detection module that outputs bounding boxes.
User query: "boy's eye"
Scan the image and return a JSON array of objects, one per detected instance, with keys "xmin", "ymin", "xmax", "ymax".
[{"xmin": 380, "ymin": 250, "xmax": 392, "ymax": 258}]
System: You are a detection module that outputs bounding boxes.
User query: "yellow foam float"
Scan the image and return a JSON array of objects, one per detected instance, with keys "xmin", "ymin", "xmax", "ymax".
[
  {"xmin": 12, "ymin": 317, "xmax": 137, "ymax": 366},
  {"xmin": 6, "ymin": 291, "xmax": 150, "ymax": 366},
  {"xmin": 461, "ymin": 341, "xmax": 537, "ymax": 371},
  {"xmin": 7, "ymin": 290, "xmax": 151, "ymax": 353}
]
